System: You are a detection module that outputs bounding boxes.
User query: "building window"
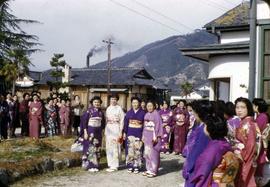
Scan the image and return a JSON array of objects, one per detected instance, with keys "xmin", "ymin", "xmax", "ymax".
[
  {"xmin": 214, "ymin": 78, "xmax": 230, "ymax": 102},
  {"xmin": 261, "ymin": 26, "xmax": 270, "ymax": 103}
]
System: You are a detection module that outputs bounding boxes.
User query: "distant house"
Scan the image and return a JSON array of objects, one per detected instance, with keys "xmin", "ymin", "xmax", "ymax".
[
  {"xmin": 17, "ymin": 66, "xmax": 167, "ymax": 110},
  {"xmin": 180, "ymin": 1, "xmax": 270, "ymax": 103}
]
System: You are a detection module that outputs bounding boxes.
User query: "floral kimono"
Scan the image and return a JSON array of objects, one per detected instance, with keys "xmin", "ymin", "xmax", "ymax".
[
  {"xmin": 45, "ymin": 104, "xmax": 58, "ymax": 136},
  {"xmin": 159, "ymin": 109, "xmax": 173, "ymax": 153}
]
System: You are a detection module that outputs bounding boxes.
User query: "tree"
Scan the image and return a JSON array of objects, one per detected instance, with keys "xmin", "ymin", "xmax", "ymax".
[
  {"xmin": 0, "ymin": 49, "xmax": 31, "ymax": 94},
  {"xmin": 0, "ymin": 0, "xmax": 40, "ymax": 94},
  {"xmin": 47, "ymin": 53, "xmax": 67, "ymax": 92},
  {"xmin": 180, "ymin": 81, "xmax": 194, "ymax": 98}
]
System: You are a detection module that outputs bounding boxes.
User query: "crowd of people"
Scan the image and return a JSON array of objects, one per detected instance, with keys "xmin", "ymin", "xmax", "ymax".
[
  {"xmin": 0, "ymin": 92, "xmax": 84, "ymax": 139},
  {"xmin": 1, "ymin": 91, "xmax": 270, "ymax": 186}
]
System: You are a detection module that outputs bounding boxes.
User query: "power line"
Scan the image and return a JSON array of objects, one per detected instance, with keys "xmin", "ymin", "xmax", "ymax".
[
  {"xmin": 208, "ymin": 0, "xmax": 231, "ymax": 10},
  {"xmin": 131, "ymin": 0, "xmax": 193, "ymax": 31},
  {"xmin": 108, "ymin": 0, "xmax": 184, "ymax": 34}
]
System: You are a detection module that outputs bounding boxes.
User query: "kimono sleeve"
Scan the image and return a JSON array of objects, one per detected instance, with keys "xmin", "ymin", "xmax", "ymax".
[
  {"xmin": 119, "ymin": 106, "xmax": 125, "ymax": 134},
  {"xmin": 101, "ymin": 112, "xmax": 106, "ymax": 129},
  {"xmin": 154, "ymin": 111, "xmax": 163, "ymax": 138},
  {"xmin": 80, "ymin": 111, "xmax": 90, "ymax": 131},
  {"xmin": 123, "ymin": 111, "xmax": 129, "ymax": 135},
  {"xmin": 190, "ymin": 145, "xmax": 223, "ymax": 186}
]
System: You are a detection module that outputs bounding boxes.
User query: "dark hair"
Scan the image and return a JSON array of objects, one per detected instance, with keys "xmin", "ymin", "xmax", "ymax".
[
  {"xmin": 252, "ymin": 98, "xmax": 268, "ymax": 113},
  {"xmin": 186, "ymin": 102, "xmax": 192, "ymax": 107},
  {"xmin": 23, "ymin": 93, "xmax": 30, "ymax": 99},
  {"xmin": 90, "ymin": 96, "xmax": 102, "ymax": 104},
  {"xmin": 131, "ymin": 96, "xmax": 141, "ymax": 103},
  {"xmin": 146, "ymin": 100, "xmax": 156, "ymax": 109},
  {"xmin": 191, "ymin": 100, "xmax": 214, "ymax": 122},
  {"xmin": 109, "ymin": 93, "xmax": 119, "ymax": 101},
  {"xmin": 177, "ymin": 100, "xmax": 187, "ymax": 106},
  {"xmin": 211, "ymin": 100, "xmax": 226, "ymax": 119},
  {"xmin": 47, "ymin": 97, "xmax": 53, "ymax": 103},
  {"xmin": 73, "ymin": 95, "xmax": 80, "ymax": 100},
  {"xmin": 205, "ymin": 115, "xmax": 228, "ymax": 139},
  {"xmin": 235, "ymin": 97, "xmax": 254, "ymax": 117},
  {"xmin": 224, "ymin": 102, "xmax": 236, "ymax": 117},
  {"xmin": 161, "ymin": 100, "xmax": 169, "ymax": 106}
]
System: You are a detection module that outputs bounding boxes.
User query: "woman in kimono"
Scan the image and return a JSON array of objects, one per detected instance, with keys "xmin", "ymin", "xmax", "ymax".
[
  {"xmin": 223, "ymin": 102, "xmax": 241, "ymax": 147},
  {"xmin": 19, "ymin": 93, "xmax": 30, "ymax": 136},
  {"xmin": 172, "ymin": 107, "xmax": 189, "ymax": 155},
  {"xmin": 234, "ymin": 97, "xmax": 260, "ymax": 187},
  {"xmin": 65, "ymin": 99, "xmax": 72, "ymax": 135},
  {"xmin": 182, "ymin": 100, "xmax": 210, "ymax": 187},
  {"xmin": 6, "ymin": 93, "xmax": 15, "ymax": 139},
  {"xmin": 59, "ymin": 99, "xmax": 71, "ymax": 136},
  {"xmin": 12, "ymin": 95, "xmax": 20, "ymax": 137},
  {"xmin": 123, "ymin": 96, "xmax": 145, "ymax": 173},
  {"xmin": 72, "ymin": 95, "xmax": 84, "ymax": 136},
  {"xmin": 81, "ymin": 96, "xmax": 105, "ymax": 172},
  {"xmin": 29, "ymin": 94, "xmax": 43, "ymax": 139},
  {"xmin": 252, "ymin": 98, "xmax": 269, "ymax": 183},
  {"xmin": 191, "ymin": 115, "xmax": 239, "ymax": 186},
  {"xmin": 105, "ymin": 93, "xmax": 125, "ymax": 172},
  {"xmin": 45, "ymin": 98, "xmax": 58, "ymax": 136},
  {"xmin": 159, "ymin": 100, "xmax": 173, "ymax": 154},
  {"xmin": 142, "ymin": 100, "xmax": 163, "ymax": 178}
]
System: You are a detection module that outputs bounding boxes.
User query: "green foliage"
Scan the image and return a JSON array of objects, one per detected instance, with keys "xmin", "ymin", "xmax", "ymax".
[
  {"xmin": 48, "ymin": 53, "xmax": 67, "ymax": 91},
  {"xmin": 180, "ymin": 81, "xmax": 194, "ymax": 97}
]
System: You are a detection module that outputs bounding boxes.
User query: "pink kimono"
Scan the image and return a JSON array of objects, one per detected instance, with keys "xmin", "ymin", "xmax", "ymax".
[
  {"xmin": 59, "ymin": 105, "xmax": 71, "ymax": 136},
  {"xmin": 29, "ymin": 101, "xmax": 43, "ymax": 138}
]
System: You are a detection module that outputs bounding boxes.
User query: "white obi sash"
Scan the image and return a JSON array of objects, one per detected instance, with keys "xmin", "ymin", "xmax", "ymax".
[
  {"xmin": 88, "ymin": 117, "xmax": 102, "ymax": 127},
  {"xmin": 144, "ymin": 120, "xmax": 155, "ymax": 131}
]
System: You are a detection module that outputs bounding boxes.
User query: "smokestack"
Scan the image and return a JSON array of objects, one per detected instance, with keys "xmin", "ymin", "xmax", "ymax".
[{"xmin": 86, "ymin": 51, "xmax": 93, "ymax": 68}]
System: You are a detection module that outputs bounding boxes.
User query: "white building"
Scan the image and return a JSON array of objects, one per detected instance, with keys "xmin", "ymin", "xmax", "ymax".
[{"xmin": 181, "ymin": 1, "xmax": 270, "ymax": 103}]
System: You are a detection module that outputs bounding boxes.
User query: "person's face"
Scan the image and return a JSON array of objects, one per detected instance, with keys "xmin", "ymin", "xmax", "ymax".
[
  {"xmin": 132, "ymin": 99, "xmax": 140, "ymax": 110},
  {"xmin": 25, "ymin": 95, "xmax": 30, "ymax": 101},
  {"xmin": 61, "ymin": 100, "xmax": 66, "ymax": 105},
  {"xmin": 163, "ymin": 103, "xmax": 168, "ymax": 110},
  {"xmin": 236, "ymin": 101, "xmax": 248, "ymax": 119},
  {"xmin": 187, "ymin": 106, "xmax": 193, "ymax": 113},
  {"xmin": 203, "ymin": 125, "xmax": 210, "ymax": 137},
  {"xmin": 110, "ymin": 97, "xmax": 118, "ymax": 106},
  {"xmin": 49, "ymin": 100, "xmax": 53, "ymax": 106},
  {"xmin": 13, "ymin": 96, "xmax": 18, "ymax": 101},
  {"xmin": 179, "ymin": 101, "xmax": 185, "ymax": 108},
  {"xmin": 93, "ymin": 99, "xmax": 101, "ymax": 108},
  {"xmin": 6, "ymin": 94, "xmax": 11, "ymax": 100},
  {"xmin": 146, "ymin": 102, "xmax": 154, "ymax": 113},
  {"xmin": 193, "ymin": 110, "xmax": 201, "ymax": 122},
  {"xmin": 253, "ymin": 104, "xmax": 258, "ymax": 113},
  {"xmin": 75, "ymin": 96, "xmax": 80, "ymax": 101},
  {"xmin": 53, "ymin": 99, "xmax": 57, "ymax": 105},
  {"xmin": 33, "ymin": 95, "xmax": 38, "ymax": 101},
  {"xmin": 66, "ymin": 101, "xmax": 70, "ymax": 106},
  {"xmin": 141, "ymin": 101, "xmax": 146, "ymax": 109}
]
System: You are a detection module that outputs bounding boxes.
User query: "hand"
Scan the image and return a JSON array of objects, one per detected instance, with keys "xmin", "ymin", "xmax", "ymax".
[
  {"xmin": 123, "ymin": 133, "xmax": 126, "ymax": 140},
  {"xmin": 84, "ymin": 132, "xmax": 88, "ymax": 140},
  {"xmin": 152, "ymin": 138, "xmax": 158, "ymax": 146}
]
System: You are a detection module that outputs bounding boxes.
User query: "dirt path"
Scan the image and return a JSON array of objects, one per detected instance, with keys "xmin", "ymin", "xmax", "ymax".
[{"xmin": 11, "ymin": 154, "xmax": 185, "ymax": 187}]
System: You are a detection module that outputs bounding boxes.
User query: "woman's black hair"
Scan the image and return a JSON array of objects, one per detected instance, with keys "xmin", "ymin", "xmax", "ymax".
[
  {"xmin": 109, "ymin": 93, "xmax": 119, "ymax": 101},
  {"xmin": 73, "ymin": 95, "xmax": 80, "ymax": 100},
  {"xmin": 211, "ymin": 100, "xmax": 226, "ymax": 119},
  {"xmin": 235, "ymin": 97, "xmax": 254, "ymax": 117},
  {"xmin": 177, "ymin": 99, "xmax": 187, "ymax": 106},
  {"xmin": 252, "ymin": 98, "xmax": 268, "ymax": 113},
  {"xmin": 161, "ymin": 100, "xmax": 169, "ymax": 106},
  {"xmin": 131, "ymin": 96, "xmax": 141, "ymax": 103},
  {"xmin": 224, "ymin": 102, "xmax": 236, "ymax": 117},
  {"xmin": 205, "ymin": 115, "xmax": 228, "ymax": 140},
  {"xmin": 90, "ymin": 96, "xmax": 102, "ymax": 104},
  {"xmin": 191, "ymin": 100, "xmax": 214, "ymax": 122}
]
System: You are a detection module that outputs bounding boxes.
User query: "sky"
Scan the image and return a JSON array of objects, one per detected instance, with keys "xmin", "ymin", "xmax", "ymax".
[{"xmin": 10, "ymin": 0, "xmax": 245, "ymax": 71}]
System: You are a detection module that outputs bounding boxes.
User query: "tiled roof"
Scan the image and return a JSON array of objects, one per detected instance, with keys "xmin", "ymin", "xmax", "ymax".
[{"xmin": 204, "ymin": 2, "xmax": 249, "ymax": 29}]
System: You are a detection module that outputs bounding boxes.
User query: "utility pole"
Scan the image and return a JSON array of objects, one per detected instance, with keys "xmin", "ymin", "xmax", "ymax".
[
  {"xmin": 249, "ymin": 0, "xmax": 257, "ymax": 100},
  {"xmin": 102, "ymin": 39, "xmax": 114, "ymax": 106}
]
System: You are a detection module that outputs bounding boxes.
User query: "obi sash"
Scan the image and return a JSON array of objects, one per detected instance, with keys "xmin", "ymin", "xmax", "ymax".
[
  {"xmin": 128, "ymin": 119, "xmax": 143, "ymax": 128},
  {"xmin": 107, "ymin": 116, "xmax": 120, "ymax": 124},
  {"xmin": 144, "ymin": 120, "xmax": 155, "ymax": 131},
  {"xmin": 161, "ymin": 114, "xmax": 169, "ymax": 123},
  {"xmin": 88, "ymin": 117, "xmax": 102, "ymax": 127}
]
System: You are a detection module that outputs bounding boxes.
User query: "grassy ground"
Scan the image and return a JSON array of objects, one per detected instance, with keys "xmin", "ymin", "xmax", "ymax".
[{"xmin": 0, "ymin": 136, "xmax": 81, "ymax": 175}]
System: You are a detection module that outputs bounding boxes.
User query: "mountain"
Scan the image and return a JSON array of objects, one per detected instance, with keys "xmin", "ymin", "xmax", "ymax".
[{"xmin": 92, "ymin": 30, "xmax": 217, "ymax": 94}]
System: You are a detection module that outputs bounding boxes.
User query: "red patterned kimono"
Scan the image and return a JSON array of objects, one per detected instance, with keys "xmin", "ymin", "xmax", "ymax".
[{"xmin": 235, "ymin": 116, "xmax": 260, "ymax": 187}]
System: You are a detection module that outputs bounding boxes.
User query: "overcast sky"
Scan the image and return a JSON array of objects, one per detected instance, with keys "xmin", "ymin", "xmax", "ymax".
[{"xmin": 10, "ymin": 0, "xmax": 244, "ymax": 71}]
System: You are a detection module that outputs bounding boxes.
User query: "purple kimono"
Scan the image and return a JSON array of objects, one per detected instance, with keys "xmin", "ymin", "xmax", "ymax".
[
  {"xmin": 81, "ymin": 107, "xmax": 105, "ymax": 170},
  {"xmin": 124, "ymin": 108, "xmax": 145, "ymax": 169},
  {"xmin": 182, "ymin": 123, "xmax": 210, "ymax": 187},
  {"xmin": 159, "ymin": 109, "xmax": 173, "ymax": 153},
  {"xmin": 190, "ymin": 139, "xmax": 231, "ymax": 187},
  {"xmin": 142, "ymin": 110, "xmax": 163, "ymax": 175}
]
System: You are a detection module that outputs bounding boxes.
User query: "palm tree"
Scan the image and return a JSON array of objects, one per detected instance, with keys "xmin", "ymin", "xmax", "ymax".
[
  {"xmin": 0, "ymin": 0, "xmax": 40, "ymax": 94},
  {"xmin": 180, "ymin": 81, "xmax": 194, "ymax": 98}
]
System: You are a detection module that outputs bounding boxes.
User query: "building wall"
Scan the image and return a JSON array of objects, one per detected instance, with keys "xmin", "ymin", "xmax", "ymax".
[
  {"xmin": 258, "ymin": 1, "xmax": 270, "ymax": 20},
  {"xmin": 208, "ymin": 54, "xmax": 249, "ymax": 101},
  {"xmin": 220, "ymin": 30, "xmax": 249, "ymax": 44}
]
